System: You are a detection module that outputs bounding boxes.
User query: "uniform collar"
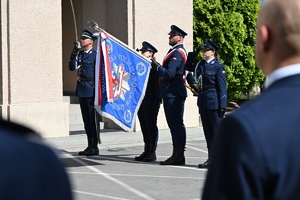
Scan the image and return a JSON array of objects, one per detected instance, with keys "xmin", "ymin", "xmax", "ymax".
[
  {"xmin": 206, "ymin": 58, "xmax": 215, "ymax": 64},
  {"xmin": 84, "ymin": 48, "xmax": 93, "ymax": 53},
  {"xmin": 171, "ymin": 43, "xmax": 183, "ymax": 50},
  {"xmin": 264, "ymin": 63, "xmax": 300, "ymax": 89}
]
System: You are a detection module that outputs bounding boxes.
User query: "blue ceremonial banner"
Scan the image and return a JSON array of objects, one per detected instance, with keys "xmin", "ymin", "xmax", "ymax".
[{"xmin": 94, "ymin": 30, "xmax": 150, "ymax": 132}]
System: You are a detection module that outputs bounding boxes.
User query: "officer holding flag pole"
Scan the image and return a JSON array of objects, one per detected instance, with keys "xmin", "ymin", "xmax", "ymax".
[{"xmin": 69, "ymin": 29, "xmax": 100, "ymax": 156}]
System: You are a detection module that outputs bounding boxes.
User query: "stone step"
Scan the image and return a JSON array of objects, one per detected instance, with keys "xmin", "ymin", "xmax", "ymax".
[{"xmin": 64, "ymin": 96, "xmax": 105, "ymax": 132}]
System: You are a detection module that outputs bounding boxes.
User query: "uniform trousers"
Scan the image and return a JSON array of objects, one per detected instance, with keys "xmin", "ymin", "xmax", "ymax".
[
  {"xmin": 199, "ymin": 109, "xmax": 221, "ymax": 158},
  {"xmin": 163, "ymin": 96, "xmax": 186, "ymax": 148},
  {"xmin": 138, "ymin": 105, "xmax": 159, "ymax": 144},
  {"xmin": 79, "ymin": 97, "xmax": 98, "ymax": 139}
]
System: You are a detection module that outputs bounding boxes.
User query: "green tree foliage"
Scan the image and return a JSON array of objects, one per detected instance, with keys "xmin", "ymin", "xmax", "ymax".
[{"xmin": 193, "ymin": 0, "xmax": 265, "ymax": 102}]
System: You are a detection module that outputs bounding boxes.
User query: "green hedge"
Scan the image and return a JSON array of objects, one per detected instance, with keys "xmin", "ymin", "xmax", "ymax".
[{"xmin": 193, "ymin": 0, "xmax": 265, "ymax": 102}]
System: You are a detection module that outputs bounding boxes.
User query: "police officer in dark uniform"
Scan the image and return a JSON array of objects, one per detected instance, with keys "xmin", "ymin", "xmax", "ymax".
[
  {"xmin": 135, "ymin": 41, "xmax": 161, "ymax": 162},
  {"xmin": 151, "ymin": 25, "xmax": 188, "ymax": 165},
  {"xmin": 69, "ymin": 29, "xmax": 100, "ymax": 156},
  {"xmin": 185, "ymin": 39, "xmax": 227, "ymax": 168}
]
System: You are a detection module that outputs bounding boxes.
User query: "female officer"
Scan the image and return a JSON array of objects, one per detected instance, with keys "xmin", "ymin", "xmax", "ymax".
[
  {"xmin": 134, "ymin": 41, "xmax": 161, "ymax": 162},
  {"xmin": 185, "ymin": 39, "xmax": 227, "ymax": 168}
]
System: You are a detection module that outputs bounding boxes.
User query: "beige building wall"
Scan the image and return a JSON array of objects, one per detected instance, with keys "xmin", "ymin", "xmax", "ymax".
[
  {"xmin": 62, "ymin": 0, "xmax": 198, "ymax": 130},
  {"xmin": 0, "ymin": 0, "xmax": 197, "ymax": 138},
  {"xmin": 0, "ymin": 0, "xmax": 69, "ymax": 138},
  {"xmin": 130, "ymin": 0, "xmax": 199, "ymax": 131}
]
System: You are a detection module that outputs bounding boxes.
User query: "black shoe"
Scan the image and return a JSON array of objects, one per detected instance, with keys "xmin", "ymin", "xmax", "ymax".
[
  {"xmin": 143, "ymin": 152, "xmax": 156, "ymax": 162},
  {"xmin": 134, "ymin": 151, "xmax": 149, "ymax": 161},
  {"xmin": 198, "ymin": 159, "xmax": 209, "ymax": 168},
  {"xmin": 160, "ymin": 156, "xmax": 184, "ymax": 165},
  {"xmin": 78, "ymin": 146, "xmax": 90, "ymax": 156},
  {"xmin": 143, "ymin": 144, "xmax": 156, "ymax": 162},
  {"xmin": 85, "ymin": 147, "xmax": 99, "ymax": 156},
  {"xmin": 160, "ymin": 147, "xmax": 184, "ymax": 165}
]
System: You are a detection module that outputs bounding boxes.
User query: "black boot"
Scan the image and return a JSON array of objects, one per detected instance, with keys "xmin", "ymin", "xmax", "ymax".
[
  {"xmin": 179, "ymin": 146, "xmax": 186, "ymax": 165},
  {"xmin": 134, "ymin": 143, "xmax": 150, "ymax": 161},
  {"xmin": 85, "ymin": 137, "xmax": 99, "ymax": 156},
  {"xmin": 78, "ymin": 136, "xmax": 91, "ymax": 155},
  {"xmin": 160, "ymin": 147, "xmax": 185, "ymax": 165},
  {"xmin": 143, "ymin": 143, "xmax": 156, "ymax": 162}
]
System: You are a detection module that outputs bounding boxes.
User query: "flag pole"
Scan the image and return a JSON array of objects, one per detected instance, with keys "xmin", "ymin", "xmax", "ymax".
[
  {"xmin": 87, "ymin": 20, "xmax": 151, "ymax": 63},
  {"xmin": 69, "ymin": 0, "xmax": 78, "ymax": 40}
]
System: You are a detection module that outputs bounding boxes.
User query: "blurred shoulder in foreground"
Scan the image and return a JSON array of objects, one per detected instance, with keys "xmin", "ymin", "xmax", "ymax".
[{"xmin": 0, "ymin": 119, "xmax": 73, "ymax": 200}]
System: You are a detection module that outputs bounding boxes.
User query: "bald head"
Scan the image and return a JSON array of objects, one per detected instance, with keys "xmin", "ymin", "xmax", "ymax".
[{"xmin": 256, "ymin": 0, "xmax": 300, "ymax": 74}]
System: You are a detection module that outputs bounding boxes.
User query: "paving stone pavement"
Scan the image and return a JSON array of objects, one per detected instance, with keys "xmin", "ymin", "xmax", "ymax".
[{"xmin": 46, "ymin": 127, "xmax": 208, "ymax": 200}]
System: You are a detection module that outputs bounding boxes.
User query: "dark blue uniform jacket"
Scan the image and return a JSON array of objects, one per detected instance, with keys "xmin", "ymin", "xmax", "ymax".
[
  {"xmin": 186, "ymin": 59, "xmax": 227, "ymax": 110},
  {"xmin": 69, "ymin": 49, "xmax": 97, "ymax": 98},
  {"xmin": 0, "ymin": 120, "xmax": 72, "ymax": 200},
  {"xmin": 158, "ymin": 44, "xmax": 187, "ymax": 98},
  {"xmin": 202, "ymin": 74, "xmax": 300, "ymax": 200},
  {"xmin": 141, "ymin": 67, "xmax": 160, "ymax": 106}
]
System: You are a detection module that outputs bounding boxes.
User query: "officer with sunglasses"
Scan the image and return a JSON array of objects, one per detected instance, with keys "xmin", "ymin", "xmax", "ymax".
[{"xmin": 69, "ymin": 29, "xmax": 100, "ymax": 156}]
